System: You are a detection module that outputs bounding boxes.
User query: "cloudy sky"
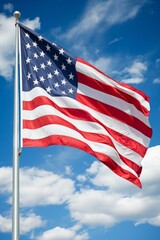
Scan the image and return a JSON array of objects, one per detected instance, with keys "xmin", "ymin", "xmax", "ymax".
[{"xmin": 0, "ymin": 0, "xmax": 160, "ymax": 239}]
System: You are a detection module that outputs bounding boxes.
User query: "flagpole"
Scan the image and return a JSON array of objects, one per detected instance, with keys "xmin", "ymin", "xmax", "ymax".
[{"xmin": 13, "ymin": 11, "xmax": 21, "ymax": 240}]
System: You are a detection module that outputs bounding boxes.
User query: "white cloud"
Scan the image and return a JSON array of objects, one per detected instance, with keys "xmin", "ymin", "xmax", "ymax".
[
  {"xmin": 20, "ymin": 213, "xmax": 46, "ymax": 234},
  {"xmin": 0, "ymin": 13, "xmax": 40, "ymax": 80},
  {"xmin": 65, "ymin": 166, "xmax": 73, "ymax": 176},
  {"xmin": 124, "ymin": 61, "xmax": 147, "ymax": 76},
  {"xmin": 68, "ymin": 146, "xmax": 160, "ymax": 228},
  {"xmin": 77, "ymin": 175, "xmax": 87, "ymax": 183},
  {"xmin": 121, "ymin": 59, "xmax": 147, "ymax": 84},
  {"xmin": 0, "ymin": 212, "xmax": 45, "ymax": 234},
  {"xmin": 90, "ymin": 56, "xmax": 115, "ymax": 75},
  {"xmin": 69, "ymin": 189, "xmax": 119, "ymax": 227},
  {"xmin": 0, "ymin": 167, "xmax": 12, "ymax": 193},
  {"xmin": 38, "ymin": 226, "xmax": 75, "ymax": 240},
  {"xmin": 0, "ymin": 14, "xmax": 15, "ymax": 80},
  {"xmin": 0, "ymin": 214, "xmax": 12, "ymax": 232},
  {"xmin": 0, "ymin": 167, "xmax": 75, "ymax": 207},
  {"xmin": 63, "ymin": 0, "xmax": 145, "ymax": 41},
  {"xmin": 1, "ymin": 146, "xmax": 160, "ymax": 231},
  {"xmin": 51, "ymin": 0, "xmax": 146, "ymax": 60},
  {"xmin": 22, "ymin": 17, "xmax": 40, "ymax": 31},
  {"xmin": 19, "ymin": 168, "xmax": 75, "ymax": 207},
  {"xmin": 153, "ymin": 78, "xmax": 160, "ymax": 84},
  {"xmin": 38, "ymin": 225, "xmax": 89, "ymax": 240}
]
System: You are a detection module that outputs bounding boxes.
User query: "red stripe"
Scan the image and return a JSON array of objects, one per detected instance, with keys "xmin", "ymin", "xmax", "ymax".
[
  {"xmin": 77, "ymin": 93, "xmax": 152, "ymax": 138},
  {"xmin": 77, "ymin": 57, "xmax": 150, "ymax": 105},
  {"xmin": 23, "ymin": 115, "xmax": 114, "ymax": 146},
  {"xmin": 119, "ymin": 153, "xmax": 142, "ymax": 177},
  {"xmin": 77, "ymin": 72, "xmax": 149, "ymax": 116},
  {"xmin": 23, "ymin": 114, "xmax": 142, "ymax": 175},
  {"xmin": 23, "ymin": 96, "xmax": 147, "ymax": 157},
  {"xmin": 23, "ymin": 135, "xmax": 142, "ymax": 188},
  {"xmin": 106, "ymin": 127, "xmax": 147, "ymax": 158}
]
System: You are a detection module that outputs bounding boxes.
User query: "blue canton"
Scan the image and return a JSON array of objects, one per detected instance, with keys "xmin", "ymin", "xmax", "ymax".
[{"xmin": 19, "ymin": 23, "xmax": 78, "ymax": 99}]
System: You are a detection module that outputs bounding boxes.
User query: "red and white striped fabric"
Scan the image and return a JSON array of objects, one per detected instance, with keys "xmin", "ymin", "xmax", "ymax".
[
  {"xmin": 22, "ymin": 57, "xmax": 152, "ymax": 188},
  {"xmin": 20, "ymin": 24, "xmax": 152, "ymax": 188}
]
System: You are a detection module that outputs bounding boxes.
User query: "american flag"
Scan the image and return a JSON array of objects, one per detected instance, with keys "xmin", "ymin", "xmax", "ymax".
[{"xmin": 19, "ymin": 23, "xmax": 152, "ymax": 188}]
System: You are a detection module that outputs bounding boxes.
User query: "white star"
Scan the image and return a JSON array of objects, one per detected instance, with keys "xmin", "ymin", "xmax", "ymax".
[
  {"xmin": 40, "ymin": 63, "xmax": 46, "ymax": 69},
  {"xmin": 47, "ymin": 60, "xmax": 52, "ymax": 66},
  {"xmin": 59, "ymin": 48, "xmax": 64, "ymax": 55},
  {"xmin": 26, "ymin": 43, "xmax": 31, "ymax": 49},
  {"xmin": 38, "ymin": 35, "xmax": 43, "ymax": 41},
  {"xmin": 33, "ymin": 65, "xmax": 39, "ymax": 72},
  {"xmin": 33, "ymin": 79, "xmax": 39, "ymax": 85},
  {"xmin": 47, "ymin": 73, "xmax": 53, "ymax": 79},
  {"xmin": 61, "ymin": 79, "xmax": 67, "ymax": 85},
  {"xmin": 46, "ymin": 44, "xmax": 51, "ymax": 51},
  {"xmin": 61, "ymin": 64, "xmax": 66, "ymax": 70},
  {"xmin": 25, "ymin": 33, "xmax": 30, "ymax": 38},
  {"xmin": 54, "ymin": 82, "xmax": 60, "ymax": 88},
  {"xmin": 32, "ymin": 42, "xmax": 38, "ymax": 47},
  {"xmin": 33, "ymin": 53, "xmax": 39, "ymax": 59},
  {"xmin": 26, "ymin": 57, "xmax": 31, "ymax": 63},
  {"xmin": 69, "ymin": 73, "xmax": 74, "ymax": 80},
  {"xmin": 39, "ymin": 76, "xmax": 45, "ymax": 82},
  {"xmin": 53, "ymin": 54, "xmax": 58, "ymax": 61},
  {"xmin": 66, "ymin": 57, "xmax": 72, "ymax": 64},
  {"xmin": 27, "ymin": 73, "xmax": 31, "ymax": 80},
  {"xmin": 61, "ymin": 91, "xmax": 66, "ymax": 95},
  {"xmin": 46, "ymin": 86, "xmax": 52, "ymax": 93},
  {"xmin": 68, "ymin": 88, "xmax": 74, "ymax": 94},
  {"xmin": 54, "ymin": 69, "xmax": 59, "ymax": 76},
  {"xmin": 40, "ymin": 51, "xmax": 45, "ymax": 57}
]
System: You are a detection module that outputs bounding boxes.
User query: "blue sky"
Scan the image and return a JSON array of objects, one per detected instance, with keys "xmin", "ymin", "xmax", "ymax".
[{"xmin": 0, "ymin": 0, "xmax": 160, "ymax": 239}]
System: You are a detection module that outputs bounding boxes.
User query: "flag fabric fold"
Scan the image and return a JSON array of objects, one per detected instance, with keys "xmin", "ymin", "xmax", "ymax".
[{"xmin": 19, "ymin": 23, "xmax": 152, "ymax": 188}]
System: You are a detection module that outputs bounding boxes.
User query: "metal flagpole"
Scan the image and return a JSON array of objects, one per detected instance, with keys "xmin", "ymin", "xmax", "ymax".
[{"xmin": 13, "ymin": 11, "xmax": 21, "ymax": 240}]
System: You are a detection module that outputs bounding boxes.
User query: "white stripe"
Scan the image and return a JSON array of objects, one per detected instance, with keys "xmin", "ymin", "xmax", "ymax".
[
  {"xmin": 23, "ymin": 104, "xmax": 142, "ymax": 166},
  {"xmin": 23, "ymin": 124, "xmax": 138, "ymax": 177},
  {"xmin": 76, "ymin": 60, "xmax": 150, "ymax": 111},
  {"xmin": 78, "ymin": 83, "xmax": 150, "ymax": 126},
  {"xmin": 22, "ymin": 88, "xmax": 150, "ymax": 147}
]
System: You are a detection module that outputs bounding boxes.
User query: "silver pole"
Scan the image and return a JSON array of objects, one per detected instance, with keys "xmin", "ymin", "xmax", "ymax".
[{"xmin": 13, "ymin": 11, "xmax": 21, "ymax": 240}]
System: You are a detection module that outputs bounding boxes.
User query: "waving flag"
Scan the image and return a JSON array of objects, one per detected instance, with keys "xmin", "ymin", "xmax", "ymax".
[{"xmin": 19, "ymin": 23, "xmax": 152, "ymax": 188}]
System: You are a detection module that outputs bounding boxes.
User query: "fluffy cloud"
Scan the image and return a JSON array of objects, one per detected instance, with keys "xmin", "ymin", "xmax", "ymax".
[
  {"xmin": 0, "ymin": 212, "xmax": 45, "ymax": 234},
  {"xmin": 62, "ymin": 0, "xmax": 145, "ymax": 41},
  {"xmin": 1, "ymin": 146, "xmax": 160, "ymax": 232},
  {"xmin": 121, "ymin": 59, "xmax": 147, "ymax": 84},
  {"xmin": 68, "ymin": 146, "xmax": 160, "ymax": 228},
  {"xmin": 0, "ymin": 167, "xmax": 12, "ymax": 193},
  {"xmin": 90, "ymin": 56, "xmax": 116, "ymax": 75},
  {"xmin": 19, "ymin": 168, "xmax": 75, "ymax": 207},
  {"xmin": 0, "ymin": 13, "xmax": 40, "ymax": 80},
  {"xmin": 153, "ymin": 78, "xmax": 160, "ymax": 84},
  {"xmin": 38, "ymin": 225, "xmax": 88, "ymax": 240},
  {"xmin": 0, "ymin": 167, "xmax": 75, "ymax": 207},
  {"xmin": 51, "ymin": 0, "xmax": 146, "ymax": 61}
]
